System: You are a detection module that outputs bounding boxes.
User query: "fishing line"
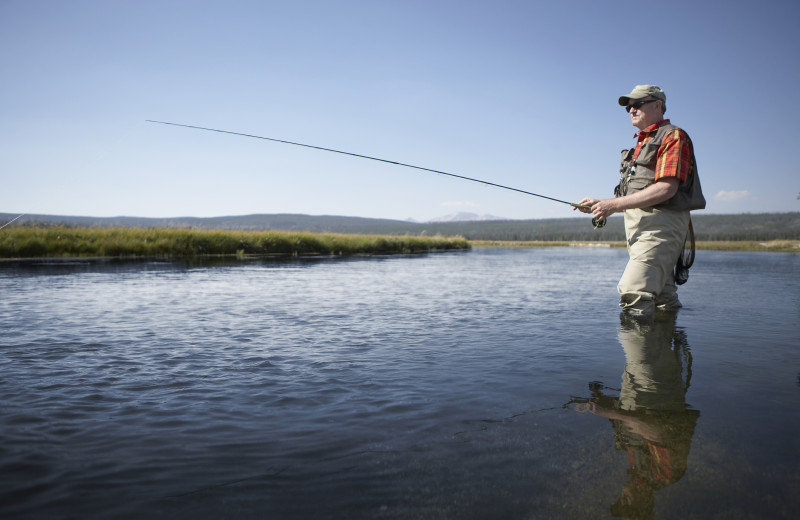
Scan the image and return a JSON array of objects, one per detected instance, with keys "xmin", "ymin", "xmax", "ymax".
[
  {"xmin": 0, "ymin": 214, "xmax": 25, "ymax": 231},
  {"xmin": 146, "ymin": 120, "xmax": 605, "ymax": 228}
]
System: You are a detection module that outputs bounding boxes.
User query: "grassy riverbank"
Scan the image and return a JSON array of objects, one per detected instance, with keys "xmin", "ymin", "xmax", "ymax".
[
  {"xmin": 2, "ymin": 227, "xmax": 797, "ymax": 259},
  {"xmin": 0, "ymin": 226, "xmax": 470, "ymax": 259},
  {"xmin": 470, "ymin": 240, "xmax": 800, "ymax": 252}
]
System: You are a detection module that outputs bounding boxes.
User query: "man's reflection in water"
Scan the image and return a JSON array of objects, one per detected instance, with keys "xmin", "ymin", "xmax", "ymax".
[{"xmin": 568, "ymin": 313, "xmax": 700, "ymax": 519}]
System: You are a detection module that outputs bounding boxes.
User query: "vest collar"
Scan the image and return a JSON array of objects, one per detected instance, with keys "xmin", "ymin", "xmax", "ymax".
[{"xmin": 634, "ymin": 119, "xmax": 671, "ymax": 138}]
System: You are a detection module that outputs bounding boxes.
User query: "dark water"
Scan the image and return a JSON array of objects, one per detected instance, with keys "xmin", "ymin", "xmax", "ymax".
[{"xmin": 1, "ymin": 248, "xmax": 798, "ymax": 519}]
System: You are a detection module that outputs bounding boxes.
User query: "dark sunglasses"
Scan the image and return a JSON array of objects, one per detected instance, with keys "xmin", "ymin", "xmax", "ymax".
[{"xmin": 625, "ymin": 99, "xmax": 659, "ymax": 112}]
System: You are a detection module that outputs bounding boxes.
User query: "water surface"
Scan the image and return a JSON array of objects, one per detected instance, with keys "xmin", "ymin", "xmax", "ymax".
[{"xmin": 1, "ymin": 248, "xmax": 798, "ymax": 519}]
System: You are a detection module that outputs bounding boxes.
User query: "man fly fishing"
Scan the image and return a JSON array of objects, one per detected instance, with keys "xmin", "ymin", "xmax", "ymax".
[{"xmin": 575, "ymin": 85, "xmax": 705, "ymax": 318}]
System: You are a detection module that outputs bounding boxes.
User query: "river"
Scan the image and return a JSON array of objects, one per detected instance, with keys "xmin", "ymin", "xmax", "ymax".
[{"xmin": 1, "ymin": 247, "xmax": 798, "ymax": 519}]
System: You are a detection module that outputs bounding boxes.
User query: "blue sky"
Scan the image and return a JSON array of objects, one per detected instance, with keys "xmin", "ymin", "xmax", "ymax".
[{"xmin": 1, "ymin": 0, "xmax": 798, "ymax": 221}]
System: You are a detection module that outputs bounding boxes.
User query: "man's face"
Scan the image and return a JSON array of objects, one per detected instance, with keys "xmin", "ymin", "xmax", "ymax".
[{"xmin": 626, "ymin": 96, "xmax": 663, "ymax": 130}]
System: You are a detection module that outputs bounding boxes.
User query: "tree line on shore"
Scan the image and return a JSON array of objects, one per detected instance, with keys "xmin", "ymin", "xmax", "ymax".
[{"xmin": 2, "ymin": 212, "xmax": 799, "ymax": 242}]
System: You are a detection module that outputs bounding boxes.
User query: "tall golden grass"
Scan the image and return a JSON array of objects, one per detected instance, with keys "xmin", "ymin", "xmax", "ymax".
[{"xmin": 0, "ymin": 226, "xmax": 470, "ymax": 258}]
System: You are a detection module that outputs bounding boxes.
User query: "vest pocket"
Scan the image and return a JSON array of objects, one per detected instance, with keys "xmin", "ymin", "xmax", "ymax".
[
  {"xmin": 636, "ymin": 141, "xmax": 660, "ymax": 164},
  {"xmin": 626, "ymin": 176, "xmax": 652, "ymax": 193}
]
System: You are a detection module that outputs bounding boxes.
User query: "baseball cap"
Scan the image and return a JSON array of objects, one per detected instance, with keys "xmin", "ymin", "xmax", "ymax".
[{"xmin": 618, "ymin": 85, "xmax": 666, "ymax": 106}]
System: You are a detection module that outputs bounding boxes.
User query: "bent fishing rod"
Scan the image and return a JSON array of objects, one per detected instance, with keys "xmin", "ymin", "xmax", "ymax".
[{"xmin": 146, "ymin": 120, "xmax": 606, "ymax": 228}]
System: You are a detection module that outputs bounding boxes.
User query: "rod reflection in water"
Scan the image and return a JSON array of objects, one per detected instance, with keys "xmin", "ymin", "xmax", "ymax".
[{"xmin": 567, "ymin": 314, "xmax": 700, "ymax": 519}]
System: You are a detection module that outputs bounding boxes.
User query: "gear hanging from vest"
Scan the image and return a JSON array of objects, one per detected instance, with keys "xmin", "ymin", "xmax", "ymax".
[{"xmin": 674, "ymin": 218, "xmax": 695, "ymax": 285}]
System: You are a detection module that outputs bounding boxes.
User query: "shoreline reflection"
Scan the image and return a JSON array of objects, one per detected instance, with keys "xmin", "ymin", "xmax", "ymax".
[{"xmin": 568, "ymin": 313, "xmax": 700, "ymax": 519}]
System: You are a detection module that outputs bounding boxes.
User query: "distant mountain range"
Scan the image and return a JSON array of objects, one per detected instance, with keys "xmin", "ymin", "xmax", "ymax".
[
  {"xmin": 2, "ymin": 212, "xmax": 799, "ymax": 242},
  {"xmin": 425, "ymin": 212, "xmax": 508, "ymax": 223}
]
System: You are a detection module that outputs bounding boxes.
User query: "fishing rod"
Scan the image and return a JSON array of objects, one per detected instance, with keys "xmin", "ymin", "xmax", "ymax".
[
  {"xmin": 146, "ymin": 120, "xmax": 606, "ymax": 228},
  {"xmin": 0, "ymin": 214, "xmax": 25, "ymax": 231}
]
